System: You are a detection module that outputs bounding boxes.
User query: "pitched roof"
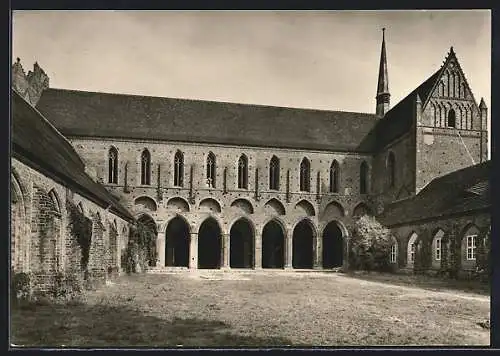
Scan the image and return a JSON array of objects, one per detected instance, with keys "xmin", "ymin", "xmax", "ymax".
[
  {"xmin": 379, "ymin": 160, "xmax": 490, "ymax": 226},
  {"xmin": 12, "ymin": 90, "xmax": 135, "ymax": 222},
  {"xmin": 35, "ymin": 88, "xmax": 379, "ymax": 153}
]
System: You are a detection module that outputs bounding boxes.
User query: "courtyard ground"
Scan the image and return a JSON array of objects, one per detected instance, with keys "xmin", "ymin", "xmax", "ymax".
[{"xmin": 10, "ymin": 270, "xmax": 490, "ymax": 347}]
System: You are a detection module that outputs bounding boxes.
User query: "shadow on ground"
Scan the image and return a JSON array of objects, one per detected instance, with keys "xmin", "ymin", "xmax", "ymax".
[{"xmin": 10, "ymin": 301, "xmax": 295, "ymax": 348}]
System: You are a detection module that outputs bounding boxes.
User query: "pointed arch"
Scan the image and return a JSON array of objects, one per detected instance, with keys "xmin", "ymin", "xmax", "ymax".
[
  {"xmin": 432, "ymin": 229, "xmax": 445, "ymax": 268},
  {"xmin": 299, "ymin": 157, "xmax": 311, "ymax": 192},
  {"xmin": 387, "ymin": 151, "xmax": 396, "ymax": 188},
  {"xmin": 295, "ymin": 199, "xmax": 315, "ymax": 217},
  {"xmin": 141, "ymin": 149, "xmax": 151, "ymax": 185},
  {"xmin": 321, "ymin": 201, "xmax": 345, "ymax": 220},
  {"xmin": 461, "ymin": 82, "xmax": 467, "ymax": 99},
  {"xmin": 329, "ymin": 160, "xmax": 340, "ymax": 193},
  {"xmin": 447, "ymin": 108, "xmax": 456, "ymax": 128},
  {"xmin": 360, "ymin": 161, "xmax": 369, "ymax": 194},
  {"xmin": 206, "ymin": 152, "xmax": 216, "ymax": 188},
  {"xmin": 407, "ymin": 232, "xmax": 418, "ymax": 266},
  {"xmin": 438, "ymin": 81, "xmax": 444, "ymax": 97},
  {"xmin": 230, "ymin": 198, "xmax": 254, "ymax": 214},
  {"xmin": 48, "ymin": 189, "xmax": 61, "ymax": 213},
  {"xmin": 166, "ymin": 197, "xmax": 190, "ymax": 212},
  {"xmin": 269, "ymin": 155, "xmax": 280, "ymax": 190},
  {"xmin": 134, "ymin": 196, "xmax": 158, "ymax": 212},
  {"xmin": 199, "ymin": 198, "xmax": 222, "ymax": 213},
  {"xmin": 352, "ymin": 202, "xmax": 372, "ymax": 218},
  {"xmin": 174, "ymin": 150, "xmax": 184, "ymax": 187},
  {"xmin": 238, "ymin": 154, "xmax": 248, "ymax": 189},
  {"xmin": 108, "ymin": 146, "xmax": 118, "ymax": 184},
  {"xmin": 264, "ymin": 198, "xmax": 286, "ymax": 216}
]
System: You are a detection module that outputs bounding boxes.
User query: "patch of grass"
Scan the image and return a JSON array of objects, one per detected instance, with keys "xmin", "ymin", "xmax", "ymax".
[{"xmin": 10, "ymin": 271, "xmax": 490, "ymax": 347}]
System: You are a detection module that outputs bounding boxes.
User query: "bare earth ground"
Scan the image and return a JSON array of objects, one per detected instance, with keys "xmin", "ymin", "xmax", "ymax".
[{"xmin": 10, "ymin": 270, "xmax": 490, "ymax": 347}]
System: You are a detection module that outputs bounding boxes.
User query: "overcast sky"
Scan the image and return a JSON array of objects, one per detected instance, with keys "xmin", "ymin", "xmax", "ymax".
[{"xmin": 12, "ymin": 10, "xmax": 490, "ymax": 126}]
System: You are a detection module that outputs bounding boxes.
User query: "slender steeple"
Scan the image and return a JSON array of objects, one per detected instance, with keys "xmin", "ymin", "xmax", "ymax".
[{"xmin": 376, "ymin": 28, "xmax": 390, "ymax": 116}]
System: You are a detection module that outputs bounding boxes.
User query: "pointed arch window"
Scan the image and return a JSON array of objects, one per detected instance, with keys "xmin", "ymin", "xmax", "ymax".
[
  {"xmin": 141, "ymin": 149, "xmax": 151, "ymax": 185},
  {"xmin": 387, "ymin": 152, "xmax": 396, "ymax": 188},
  {"xmin": 174, "ymin": 150, "xmax": 184, "ymax": 187},
  {"xmin": 108, "ymin": 147, "xmax": 118, "ymax": 184},
  {"xmin": 329, "ymin": 160, "xmax": 339, "ymax": 193},
  {"xmin": 206, "ymin": 152, "xmax": 216, "ymax": 188},
  {"xmin": 238, "ymin": 154, "xmax": 248, "ymax": 189},
  {"xmin": 447, "ymin": 109, "xmax": 456, "ymax": 128},
  {"xmin": 461, "ymin": 82, "xmax": 467, "ymax": 98},
  {"xmin": 299, "ymin": 158, "xmax": 310, "ymax": 192},
  {"xmin": 360, "ymin": 161, "xmax": 369, "ymax": 194},
  {"xmin": 269, "ymin": 155, "xmax": 280, "ymax": 190},
  {"xmin": 438, "ymin": 81, "xmax": 444, "ymax": 97}
]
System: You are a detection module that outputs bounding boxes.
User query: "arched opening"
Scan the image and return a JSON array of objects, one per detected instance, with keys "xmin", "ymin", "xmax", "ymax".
[
  {"xmin": 230, "ymin": 219, "xmax": 254, "ymax": 268},
  {"xmin": 264, "ymin": 198, "xmax": 285, "ymax": 216},
  {"xmin": 269, "ymin": 155, "xmax": 280, "ymax": 190},
  {"xmin": 137, "ymin": 214, "xmax": 158, "ymax": 267},
  {"xmin": 166, "ymin": 197, "xmax": 190, "ymax": 212},
  {"xmin": 134, "ymin": 196, "xmax": 158, "ymax": 212},
  {"xmin": 299, "ymin": 158, "xmax": 311, "ymax": 192},
  {"xmin": 292, "ymin": 220, "xmax": 314, "ymax": 269},
  {"xmin": 11, "ymin": 176, "xmax": 25, "ymax": 271},
  {"xmin": 407, "ymin": 232, "xmax": 418, "ymax": 267},
  {"xmin": 329, "ymin": 160, "xmax": 339, "ymax": 193},
  {"xmin": 141, "ymin": 149, "xmax": 151, "ymax": 185},
  {"xmin": 262, "ymin": 220, "xmax": 285, "ymax": 269},
  {"xmin": 174, "ymin": 150, "xmax": 184, "ymax": 187},
  {"xmin": 322, "ymin": 221, "xmax": 344, "ymax": 268},
  {"xmin": 199, "ymin": 198, "xmax": 222, "ymax": 213},
  {"xmin": 198, "ymin": 218, "xmax": 222, "ymax": 269},
  {"xmin": 108, "ymin": 147, "xmax": 118, "ymax": 184},
  {"xmin": 165, "ymin": 216, "xmax": 190, "ymax": 267},
  {"xmin": 432, "ymin": 229, "xmax": 445, "ymax": 269},
  {"xmin": 230, "ymin": 199, "xmax": 254, "ymax": 214},
  {"xmin": 352, "ymin": 203, "xmax": 371, "ymax": 218},
  {"xmin": 238, "ymin": 154, "xmax": 248, "ymax": 189},
  {"xmin": 447, "ymin": 109, "xmax": 456, "ymax": 128},
  {"xmin": 295, "ymin": 199, "xmax": 315, "ymax": 217}
]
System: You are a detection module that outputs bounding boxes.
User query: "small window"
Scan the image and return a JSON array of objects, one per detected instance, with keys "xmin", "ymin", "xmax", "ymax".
[
  {"xmin": 435, "ymin": 238, "xmax": 441, "ymax": 261},
  {"xmin": 174, "ymin": 151, "xmax": 184, "ymax": 187},
  {"xmin": 390, "ymin": 244, "xmax": 397, "ymax": 263},
  {"xmin": 238, "ymin": 155, "xmax": 248, "ymax": 189},
  {"xmin": 447, "ymin": 109, "xmax": 456, "ymax": 128},
  {"xmin": 466, "ymin": 235, "xmax": 477, "ymax": 260},
  {"xmin": 329, "ymin": 160, "xmax": 339, "ymax": 193},
  {"xmin": 141, "ymin": 149, "xmax": 151, "ymax": 186},
  {"xmin": 269, "ymin": 156, "xmax": 280, "ymax": 190},
  {"xmin": 410, "ymin": 243, "xmax": 416, "ymax": 263},
  {"xmin": 360, "ymin": 161, "xmax": 369, "ymax": 194},
  {"xmin": 108, "ymin": 147, "xmax": 118, "ymax": 184},
  {"xmin": 206, "ymin": 152, "xmax": 216, "ymax": 188},
  {"xmin": 299, "ymin": 158, "xmax": 310, "ymax": 192},
  {"xmin": 387, "ymin": 152, "xmax": 396, "ymax": 188}
]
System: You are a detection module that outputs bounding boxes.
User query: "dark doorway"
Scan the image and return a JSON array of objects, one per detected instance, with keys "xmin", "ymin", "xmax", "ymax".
[
  {"xmin": 198, "ymin": 218, "xmax": 222, "ymax": 269},
  {"xmin": 262, "ymin": 220, "xmax": 285, "ymax": 268},
  {"xmin": 165, "ymin": 216, "xmax": 190, "ymax": 267},
  {"xmin": 137, "ymin": 214, "xmax": 158, "ymax": 267},
  {"xmin": 230, "ymin": 219, "xmax": 254, "ymax": 268},
  {"xmin": 292, "ymin": 220, "xmax": 314, "ymax": 269},
  {"xmin": 322, "ymin": 221, "xmax": 344, "ymax": 268}
]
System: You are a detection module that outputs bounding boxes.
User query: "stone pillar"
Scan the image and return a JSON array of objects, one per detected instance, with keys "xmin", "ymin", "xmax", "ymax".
[
  {"xmin": 343, "ymin": 237, "xmax": 350, "ymax": 271},
  {"xmin": 222, "ymin": 233, "xmax": 230, "ymax": 269},
  {"xmin": 189, "ymin": 233, "xmax": 198, "ymax": 269},
  {"xmin": 285, "ymin": 232, "xmax": 292, "ymax": 269},
  {"xmin": 254, "ymin": 233, "xmax": 262, "ymax": 269},
  {"xmin": 157, "ymin": 235, "xmax": 165, "ymax": 267},
  {"xmin": 313, "ymin": 233, "xmax": 322, "ymax": 269}
]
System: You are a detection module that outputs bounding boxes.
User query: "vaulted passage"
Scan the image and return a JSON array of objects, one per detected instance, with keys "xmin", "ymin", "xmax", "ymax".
[
  {"xmin": 262, "ymin": 220, "xmax": 285, "ymax": 269},
  {"xmin": 292, "ymin": 220, "xmax": 314, "ymax": 269},
  {"xmin": 198, "ymin": 218, "xmax": 222, "ymax": 269},
  {"xmin": 165, "ymin": 216, "xmax": 190, "ymax": 267},
  {"xmin": 322, "ymin": 221, "xmax": 344, "ymax": 268},
  {"xmin": 230, "ymin": 219, "xmax": 254, "ymax": 268}
]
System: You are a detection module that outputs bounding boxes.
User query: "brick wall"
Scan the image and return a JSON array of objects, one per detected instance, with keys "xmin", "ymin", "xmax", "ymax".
[{"xmin": 11, "ymin": 158, "xmax": 130, "ymax": 293}]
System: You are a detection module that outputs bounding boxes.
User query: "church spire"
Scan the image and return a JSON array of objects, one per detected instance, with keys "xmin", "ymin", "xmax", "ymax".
[{"xmin": 376, "ymin": 28, "xmax": 390, "ymax": 116}]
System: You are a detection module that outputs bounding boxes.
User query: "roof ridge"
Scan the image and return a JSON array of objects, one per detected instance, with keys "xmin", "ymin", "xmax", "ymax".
[{"xmin": 43, "ymin": 87, "xmax": 378, "ymax": 116}]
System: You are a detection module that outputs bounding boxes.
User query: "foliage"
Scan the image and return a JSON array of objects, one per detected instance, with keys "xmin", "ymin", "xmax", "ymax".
[
  {"xmin": 10, "ymin": 272, "xmax": 31, "ymax": 305},
  {"xmin": 66, "ymin": 200, "xmax": 93, "ymax": 270},
  {"xmin": 48, "ymin": 271, "xmax": 84, "ymax": 304},
  {"xmin": 349, "ymin": 215, "xmax": 394, "ymax": 272},
  {"xmin": 124, "ymin": 221, "xmax": 157, "ymax": 273}
]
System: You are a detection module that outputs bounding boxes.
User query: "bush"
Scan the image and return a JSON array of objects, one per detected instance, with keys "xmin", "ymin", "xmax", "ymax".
[
  {"xmin": 49, "ymin": 272, "xmax": 84, "ymax": 304},
  {"xmin": 10, "ymin": 272, "xmax": 31, "ymax": 305},
  {"xmin": 350, "ymin": 215, "xmax": 394, "ymax": 272}
]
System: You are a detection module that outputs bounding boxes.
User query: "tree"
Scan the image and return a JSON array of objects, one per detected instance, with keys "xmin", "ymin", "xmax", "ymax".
[{"xmin": 350, "ymin": 215, "xmax": 394, "ymax": 272}]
